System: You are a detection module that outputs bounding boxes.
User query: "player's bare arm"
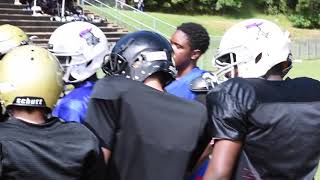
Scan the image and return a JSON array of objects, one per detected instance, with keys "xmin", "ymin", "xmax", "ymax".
[{"xmin": 203, "ymin": 140, "xmax": 242, "ymax": 180}]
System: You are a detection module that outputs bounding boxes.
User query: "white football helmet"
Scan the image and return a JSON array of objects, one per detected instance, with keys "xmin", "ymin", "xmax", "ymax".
[
  {"xmin": 48, "ymin": 21, "xmax": 108, "ymax": 83},
  {"xmin": 213, "ymin": 18, "xmax": 292, "ymax": 78}
]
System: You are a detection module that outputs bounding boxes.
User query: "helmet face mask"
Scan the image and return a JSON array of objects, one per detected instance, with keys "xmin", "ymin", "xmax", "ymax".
[
  {"xmin": 56, "ymin": 56, "xmax": 72, "ymax": 67},
  {"xmin": 102, "ymin": 53, "xmax": 128, "ymax": 76},
  {"xmin": 103, "ymin": 31, "xmax": 177, "ymax": 85},
  {"xmin": 213, "ymin": 19, "xmax": 292, "ymax": 79},
  {"xmin": 48, "ymin": 21, "xmax": 109, "ymax": 84}
]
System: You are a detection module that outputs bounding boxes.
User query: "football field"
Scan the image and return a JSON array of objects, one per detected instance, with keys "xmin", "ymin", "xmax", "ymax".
[
  {"xmin": 89, "ymin": 6, "xmax": 320, "ymax": 176},
  {"xmin": 286, "ymin": 59, "xmax": 320, "ymax": 80}
]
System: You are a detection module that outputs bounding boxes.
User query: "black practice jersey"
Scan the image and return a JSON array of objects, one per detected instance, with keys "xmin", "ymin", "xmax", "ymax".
[
  {"xmin": 0, "ymin": 117, "xmax": 106, "ymax": 180},
  {"xmin": 85, "ymin": 76, "xmax": 208, "ymax": 180},
  {"xmin": 207, "ymin": 77, "xmax": 320, "ymax": 180}
]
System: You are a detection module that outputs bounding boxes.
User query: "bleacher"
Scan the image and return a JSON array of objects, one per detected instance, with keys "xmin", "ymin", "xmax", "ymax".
[{"xmin": 0, "ymin": 0, "xmax": 128, "ymax": 48}]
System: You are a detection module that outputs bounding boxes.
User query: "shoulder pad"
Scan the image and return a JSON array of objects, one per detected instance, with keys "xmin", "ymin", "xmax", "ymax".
[{"xmin": 190, "ymin": 72, "xmax": 219, "ymax": 92}]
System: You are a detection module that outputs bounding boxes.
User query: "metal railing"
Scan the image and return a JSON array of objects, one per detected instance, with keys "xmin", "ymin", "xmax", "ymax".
[
  {"xmin": 81, "ymin": 0, "xmax": 320, "ymax": 70},
  {"xmin": 82, "ymin": 0, "xmax": 221, "ymax": 69},
  {"xmin": 83, "ymin": 0, "xmax": 176, "ymax": 39}
]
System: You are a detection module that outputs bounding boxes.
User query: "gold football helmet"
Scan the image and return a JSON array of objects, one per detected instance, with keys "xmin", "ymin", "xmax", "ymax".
[
  {"xmin": 0, "ymin": 45, "xmax": 63, "ymax": 112},
  {"xmin": 0, "ymin": 24, "xmax": 29, "ymax": 56}
]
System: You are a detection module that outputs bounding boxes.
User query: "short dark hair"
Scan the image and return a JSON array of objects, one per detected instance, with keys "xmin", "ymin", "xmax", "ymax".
[{"xmin": 177, "ymin": 22, "xmax": 210, "ymax": 54}]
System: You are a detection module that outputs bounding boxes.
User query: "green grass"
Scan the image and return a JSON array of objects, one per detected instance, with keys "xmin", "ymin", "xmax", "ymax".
[
  {"xmin": 147, "ymin": 12, "xmax": 320, "ymax": 38},
  {"xmin": 199, "ymin": 59, "xmax": 320, "ymax": 80},
  {"xmin": 88, "ymin": 6, "xmax": 320, "ymax": 177},
  {"xmin": 85, "ymin": 5, "xmax": 320, "ymax": 69},
  {"xmin": 85, "ymin": 5, "xmax": 320, "ymax": 74},
  {"xmin": 86, "ymin": 5, "xmax": 320, "ymax": 38},
  {"xmin": 317, "ymin": 169, "xmax": 320, "ymax": 180},
  {"xmin": 287, "ymin": 59, "xmax": 320, "ymax": 80}
]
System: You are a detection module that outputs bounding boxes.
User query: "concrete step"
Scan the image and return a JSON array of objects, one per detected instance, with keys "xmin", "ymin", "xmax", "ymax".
[
  {"xmin": 0, "ymin": 14, "xmax": 51, "ymax": 20},
  {"xmin": 27, "ymin": 31, "xmax": 128, "ymax": 39},
  {"xmin": 0, "ymin": 19, "xmax": 109, "ymax": 26},
  {"xmin": 0, "ymin": 3, "xmax": 27, "ymax": 9},
  {"xmin": 0, "ymin": 1, "xmax": 128, "ymax": 46},
  {"xmin": 32, "ymin": 37, "xmax": 121, "ymax": 44},
  {"xmin": 0, "ymin": 0, "xmax": 16, "ymax": 3},
  {"xmin": 0, "ymin": 7, "xmax": 32, "ymax": 14},
  {"xmin": 19, "ymin": 25, "xmax": 121, "ymax": 32}
]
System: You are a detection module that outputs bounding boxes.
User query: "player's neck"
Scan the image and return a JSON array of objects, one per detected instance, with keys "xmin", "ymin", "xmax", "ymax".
[
  {"xmin": 12, "ymin": 109, "xmax": 45, "ymax": 124},
  {"xmin": 176, "ymin": 63, "xmax": 196, "ymax": 79},
  {"xmin": 144, "ymin": 78, "xmax": 164, "ymax": 92},
  {"xmin": 265, "ymin": 74, "xmax": 283, "ymax": 81}
]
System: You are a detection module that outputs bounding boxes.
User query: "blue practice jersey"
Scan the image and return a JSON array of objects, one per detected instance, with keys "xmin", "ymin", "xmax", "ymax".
[
  {"xmin": 165, "ymin": 67, "xmax": 206, "ymax": 100},
  {"xmin": 166, "ymin": 67, "xmax": 209, "ymax": 180},
  {"xmin": 53, "ymin": 81, "xmax": 95, "ymax": 123}
]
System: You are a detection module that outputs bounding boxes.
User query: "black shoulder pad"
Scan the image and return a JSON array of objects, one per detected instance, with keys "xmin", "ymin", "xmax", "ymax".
[{"xmin": 190, "ymin": 72, "xmax": 219, "ymax": 93}]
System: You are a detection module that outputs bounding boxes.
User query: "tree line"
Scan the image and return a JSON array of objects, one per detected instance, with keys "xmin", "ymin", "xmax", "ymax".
[{"xmin": 127, "ymin": 0, "xmax": 319, "ymax": 29}]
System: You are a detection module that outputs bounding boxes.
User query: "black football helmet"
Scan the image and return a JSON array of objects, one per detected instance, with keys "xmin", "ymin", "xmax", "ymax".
[{"xmin": 102, "ymin": 30, "xmax": 177, "ymax": 85}]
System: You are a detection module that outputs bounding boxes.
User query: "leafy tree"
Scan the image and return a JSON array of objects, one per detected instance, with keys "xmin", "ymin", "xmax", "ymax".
[
  {"xmin": 215, "ymin": 0, "xmax": 242, "ymax": 10},
  {"xmin": 142, "ymin": 0, "xmax": 319, "ymax": 29},
  {"xmin": 290, "ymin": 0, "xmax": 320, "ymax": 28}
]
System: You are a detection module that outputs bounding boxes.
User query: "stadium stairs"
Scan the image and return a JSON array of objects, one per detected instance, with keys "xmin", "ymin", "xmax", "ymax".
[{"xmin": 0, "ymin": 0, "xmax": 128, "ymax": 48}]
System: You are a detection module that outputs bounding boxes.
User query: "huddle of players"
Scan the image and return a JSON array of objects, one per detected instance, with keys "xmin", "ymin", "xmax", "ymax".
[{"xmin": 0, "ymin": 18, "xmax": 319, "ymax": 180}]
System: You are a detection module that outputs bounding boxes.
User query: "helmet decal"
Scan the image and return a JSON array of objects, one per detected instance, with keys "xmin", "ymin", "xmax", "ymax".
[
  {"xmin": 245, "ymin": 21, "xmax": 270, "ymax": 40},
  {"xmin": 245, "ymin": 21, "xmax": 264, "ymax": 29},
  {"xmin": 13, "ymin": 97, "xmax": 45, "ymax": 107},
  {"xmin": 79, "ymin": 28, "xmax": 100, "ymax": 46}
]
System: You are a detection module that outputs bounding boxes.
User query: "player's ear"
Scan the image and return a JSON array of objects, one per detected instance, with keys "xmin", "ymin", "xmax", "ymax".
[{"xmin": 191, "ymin": 49, "xmax": 201, "ymax": 61}]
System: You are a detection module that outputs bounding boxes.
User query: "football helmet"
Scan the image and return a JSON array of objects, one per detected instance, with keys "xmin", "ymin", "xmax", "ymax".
[
  {"xmin": 48, "ymin": 21, "xmax": 108, "ymax": 83},
  {"xmin": 190, "ymin": 72, "xmax": 220, "ymax": 93},
  {"xmin": 103, "ymin": 30, "xmax": 177, "ymax": 85},
  {"xmin": 0, "ymin": 24, "xmax": 28, "ymax": 57},
  {"xmin": 0, "ymin": 45, "xmax": 63, "ymax": 112},
  {"xmin": 213, "ymin": 19, "xmax": 292, "ymax": 78}
]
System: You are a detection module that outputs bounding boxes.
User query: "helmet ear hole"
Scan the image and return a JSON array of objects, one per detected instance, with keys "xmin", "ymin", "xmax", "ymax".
[
  {"xmin": 255, "ymin": 53, "xmax": 262, "ymax": 64},
  {"xmin": 131, "ymin": 57, "xmax": 142, "ymax": 69},
  {"xmin": 85, "ymin": 60, "xmax": 93, "ymax": 67}
]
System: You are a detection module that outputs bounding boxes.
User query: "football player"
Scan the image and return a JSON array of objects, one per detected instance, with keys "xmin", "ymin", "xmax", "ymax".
[
  {"xmin": 203, "ymin": 19, "xmax": 320, "ymax": 179},
  {"xmin": 0, "ymin": 24, "xmax": 29, "ymax": 58},
  {"xmin": 166, "ymin": 23, "xmax": 211, "ymax": 180},
  {"xmin": 0, "ymin": 45, "xmax": 106, "ymax": 179},
  {"xmin": 48, "ymin": 21, "xmax": 108, "ymax": 123},
  {"xmin": 166, "ymin": 22, "xmax": 210, "ymax": 101},
  {"xmin": 85, "ymin": 30, "xmax": 209, "ymax": 180}
]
